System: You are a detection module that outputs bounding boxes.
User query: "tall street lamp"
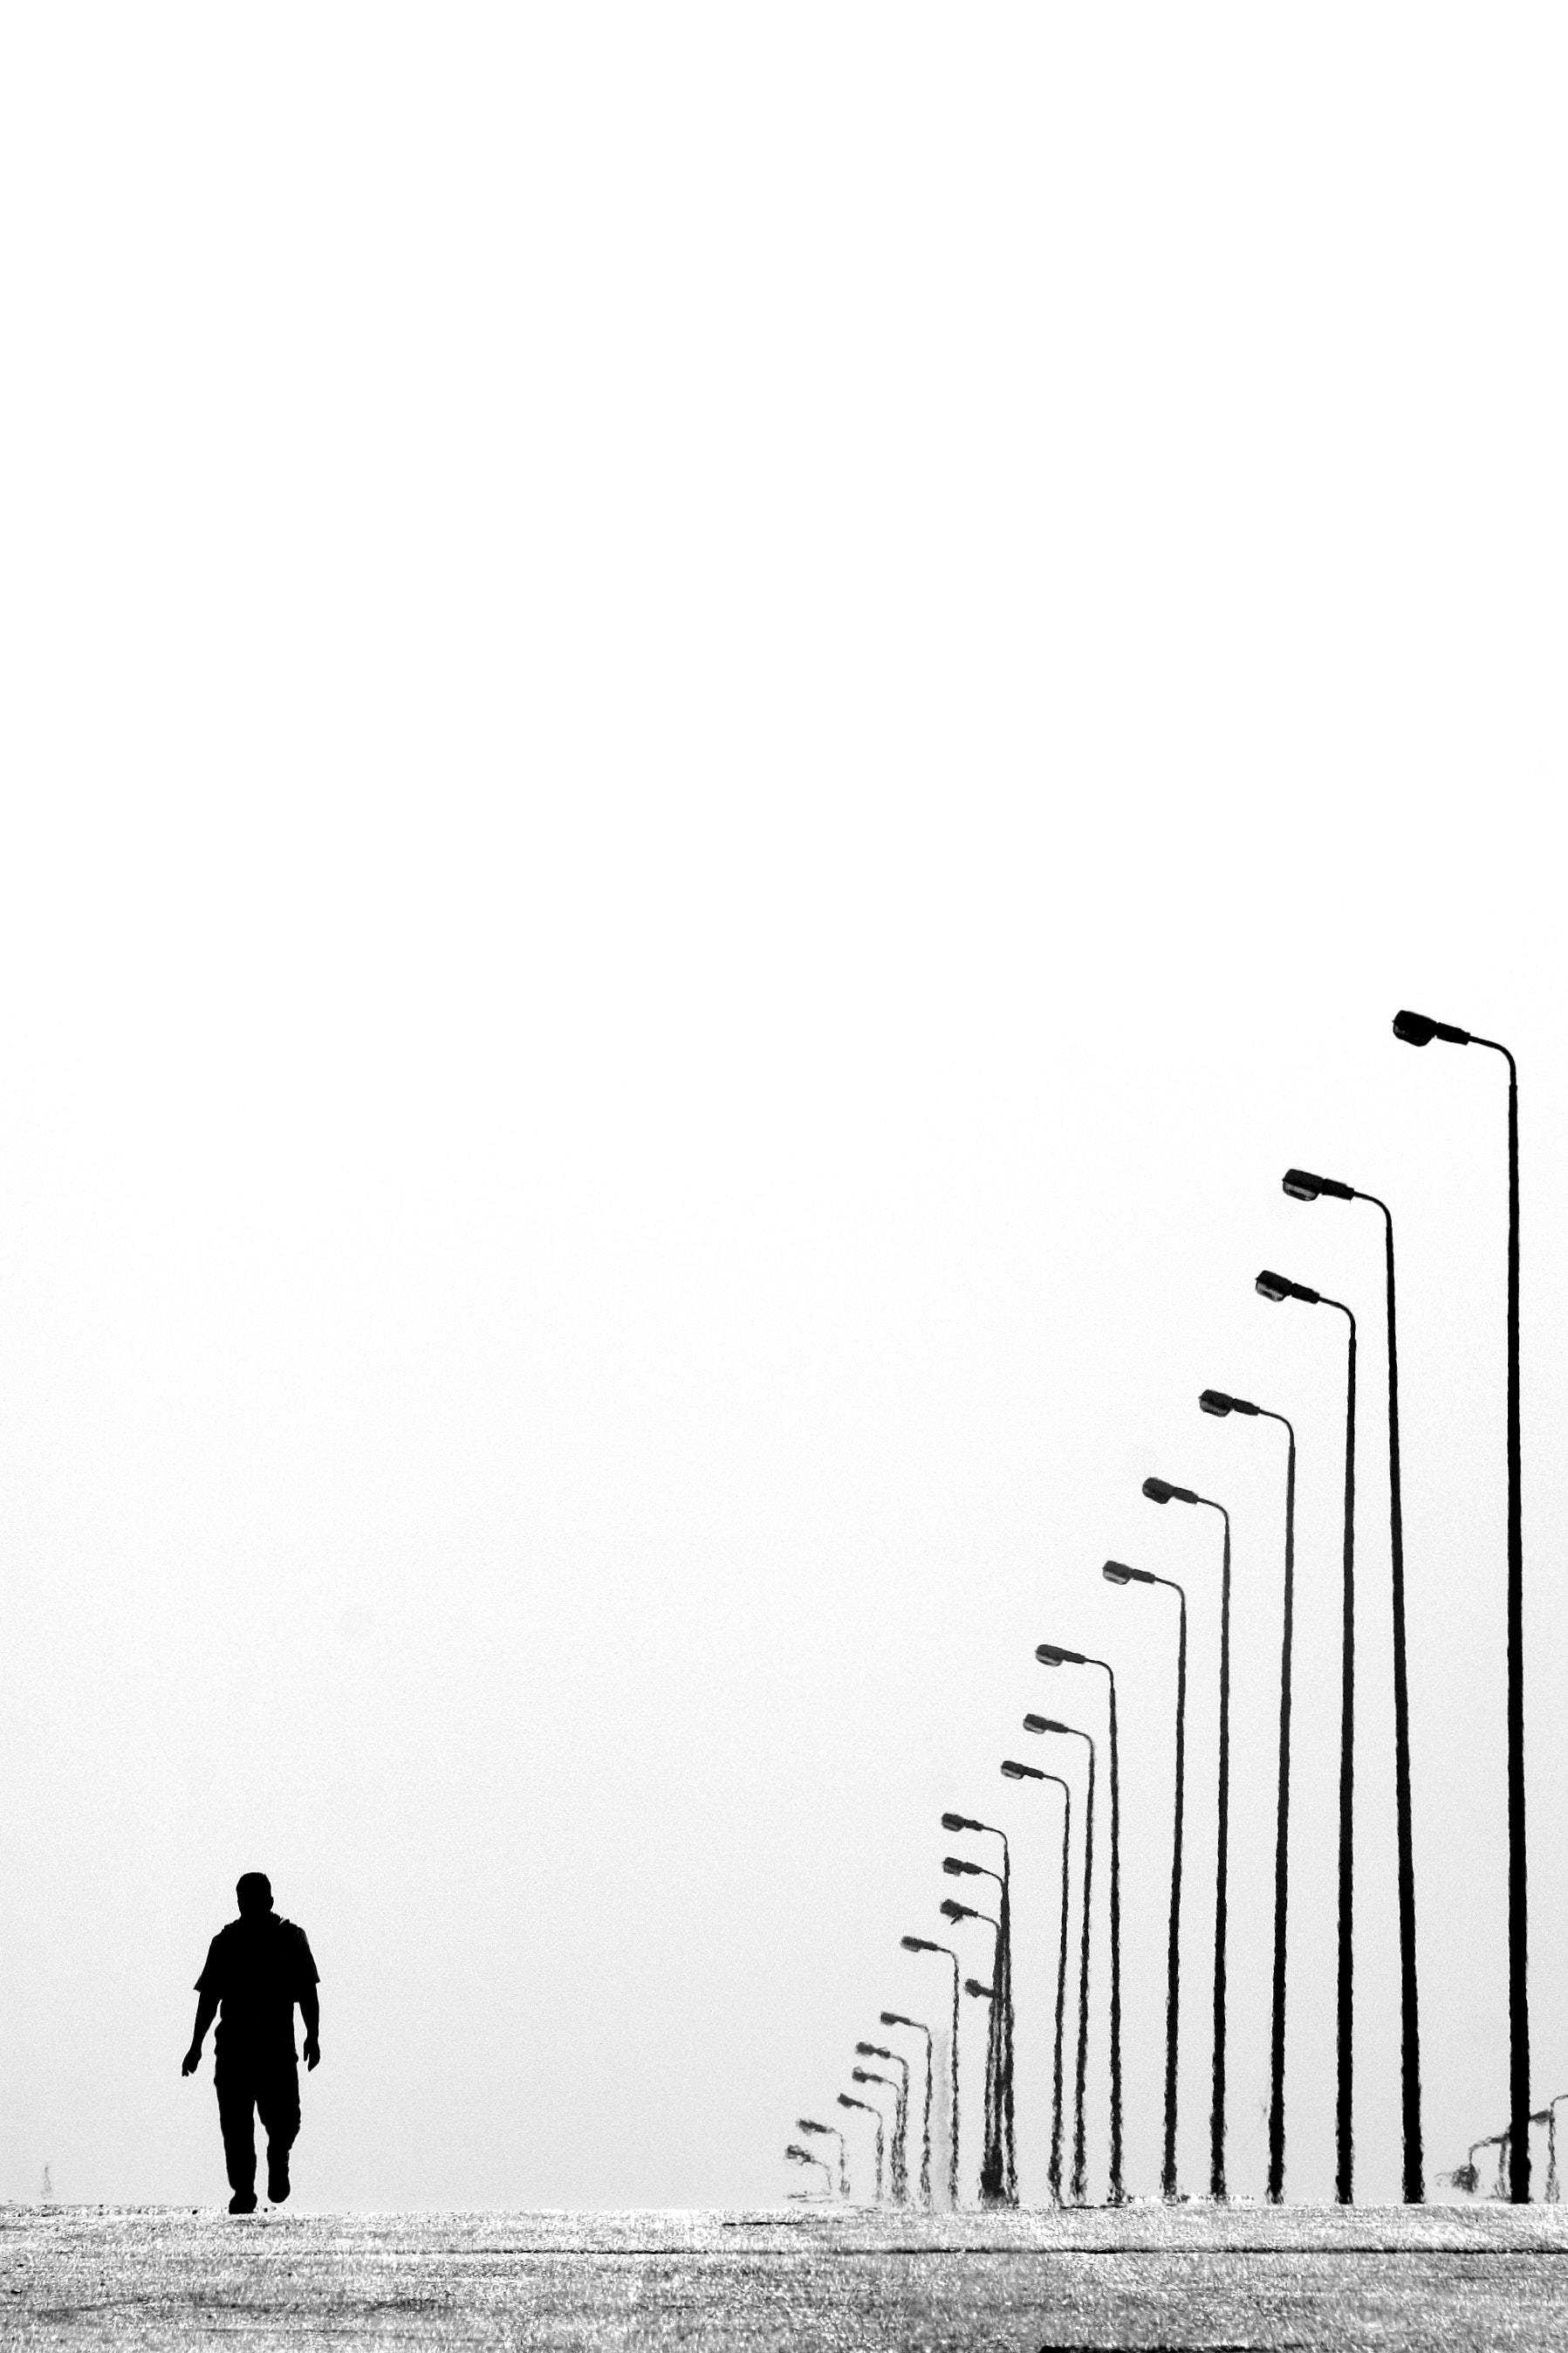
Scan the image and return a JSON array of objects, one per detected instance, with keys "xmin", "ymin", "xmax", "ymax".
[
  {"xmin": 1393, "ymin": 1006, "xmax": 1527, "ymax": 2201},
  {"xmin": 1256, "ymin": 1266, "xmax": 1357, "ymax": 2203},
  {"xmin": 944, "ymin": 1813, "xmax": 1017, "ymax": 2206},
  {"xmin": 797, "ymin": 2116, "xmax": 847, "ymax": 2197},
  {"xmin": 900, "ymin": 1934, "xmax": 961, "ymax": 2206},
  {"xmin": 851, "ymin": 2067, "xmax": 906, "ymax": 2204},
  {"xmin": 1036, "ymin": 1643, "xmax": 1122, "ymax": 2203},
  {"xmin": 1199, "ymin": 1386, "xmax": 1297, "ymax": 2206},
  {"xmin": 1143, "ymin": 1472, "xmax": 1232, "ymax": 2201},
  {"xmin": 1024, "ymin": 1713, "xmax": 1096, "ymax": 2202},
  {"xmin": 880, "ymin": 2013, "xmax": 934, "ymax": 2206},
  {"xmin": 1284, "ymin": 1165, "xmax": 1423, "ymax": 2202},
  {"xmin": 1001, "ymin": 1757, "xmax": 1074, "ymax": 2203},
  {"xmin": 1102, "ymin": 1558, "xmax": 1186, "ymax": 2201},
  {"xmin": 856, "ymin": 2046, "xmax": 910, "ymax": 2203},
  {"xmin": 837, "ymin": 2092, "xmax": 884, "ymax": 2202}
]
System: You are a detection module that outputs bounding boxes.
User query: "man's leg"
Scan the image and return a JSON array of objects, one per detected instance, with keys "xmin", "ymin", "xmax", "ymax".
[
  {"xmin": 215, "ymin": 2072, "xmax": 258, "ymax": 2213},
  {"xmin": 258, "ymin": 2065, "xmax": 301, "ymax": 2204}
]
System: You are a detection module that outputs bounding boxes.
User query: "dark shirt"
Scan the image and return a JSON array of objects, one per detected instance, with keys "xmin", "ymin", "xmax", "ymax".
[{"xmin": 196, "ymin": 1916, "xmax": 318, "ymax": 2067}]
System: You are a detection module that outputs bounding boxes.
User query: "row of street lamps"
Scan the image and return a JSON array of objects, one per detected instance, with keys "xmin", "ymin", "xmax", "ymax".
[{"xmin": 786, "ymin": 1010, "xmax": 1530, "ymax": 2205}]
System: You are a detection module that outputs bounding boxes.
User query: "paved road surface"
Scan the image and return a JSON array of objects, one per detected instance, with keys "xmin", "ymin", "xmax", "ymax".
[{"xmin": 5, "ymin": 2205, "xmax": 1568, "ymax": 2348}]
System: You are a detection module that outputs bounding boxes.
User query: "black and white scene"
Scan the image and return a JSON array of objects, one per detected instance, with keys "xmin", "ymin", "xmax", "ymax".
[{"xmin": 4, "ymin": 7, "xmax": 1568, "ymax": 2347}]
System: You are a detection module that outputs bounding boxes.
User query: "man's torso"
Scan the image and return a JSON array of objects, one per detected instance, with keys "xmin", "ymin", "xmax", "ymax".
[{"xmin": 197, "ymin": 1916, "xmax": 318, "ymax": 2071}]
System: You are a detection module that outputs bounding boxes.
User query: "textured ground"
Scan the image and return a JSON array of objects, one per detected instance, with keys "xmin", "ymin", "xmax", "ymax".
[{"xmin": 4, "ymin": 2205, "xmax": 1568, "ymax": 2349}]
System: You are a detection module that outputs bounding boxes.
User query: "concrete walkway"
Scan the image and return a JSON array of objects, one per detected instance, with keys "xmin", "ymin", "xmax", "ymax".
[{"xmin": 5, "ymin": 2204, "xmax": 1568, "ymax": 2348}]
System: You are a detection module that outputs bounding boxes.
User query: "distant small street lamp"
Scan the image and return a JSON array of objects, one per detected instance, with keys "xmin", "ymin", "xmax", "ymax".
[
  {"xmin": 837, "ymin": 2092, "xmax": 884, "ymax": 2203},
  {"xmin": 785, "ymin": 2143, "xmax": 833, "ymax": 2198},
  {"xmin": 900, "ymin": 1935, "xmax": 961, "ymax": 2206},
  {"xmin": 796, "ymin": 2116, "xmax": 847, "ymax": 2197},
  {"xmin": 880, "ymin": 2013, "xmax": 935, "ymax": 2206}
]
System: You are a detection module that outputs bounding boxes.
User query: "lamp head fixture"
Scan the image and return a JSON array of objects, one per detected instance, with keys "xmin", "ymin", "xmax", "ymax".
[
  {"xmin": 1102, "ymin": 1559, "xmax": 1153, "ymax": 1586},
  {"xmin": 964, "ymin": 1979, "xmax": 995, "ymax": 2000},
  {"xmin": 1000, "ymin": 1758, "xmax": 1044, "ymax": 1780},
  {"xmin": 1256, "ymin": 1269, "xmax": 1320, "ymax": 1305},
  {"xmin": 1393, "ymin": 1009, "xmax": 1471, "ymax": 1047},
  {"xmin": 939, "ymin": 1897, "xmax": 976, "ymax": 1924},
  {"xmin": 1283, "ymin": 1167, "xmax": 1355, "ymax": 1203},
  {"xmin": 941, "ymin": 1811, "xmax": 982, "ymax": 1835},
  {"xmin": 1035, "ymin": 1641, "xmax": 1086, "ymax": 1667},
  {"xmin": 900, "ymin": 1935, "xmax": 938, "ymax": 1955},
  {"xmin": 1199, "ymin": 1388, "xmax": 1259, "ymax": 1417},
  {"xmin": 1023, "ymin": 1712, "xmax": 1070, "ymax": 1738},
  {"xmin": 1142, "ymin": 1475, "xmax": 1199, "ymax": 1506},
  {"xmin": 942, "ymin": 1856, "xmax": 982, "ymax": 1878}
]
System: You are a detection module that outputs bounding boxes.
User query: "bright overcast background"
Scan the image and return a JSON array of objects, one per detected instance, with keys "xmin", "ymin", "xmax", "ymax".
[{"xmin": 2, "ymin": 7, "xmax": 1565, "ymax": 2212}]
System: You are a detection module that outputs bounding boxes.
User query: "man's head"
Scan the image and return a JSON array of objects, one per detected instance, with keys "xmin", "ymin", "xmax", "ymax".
[{"xmin": 236, "ymin": 1872, "xmax": 274, "ymax": 1919}]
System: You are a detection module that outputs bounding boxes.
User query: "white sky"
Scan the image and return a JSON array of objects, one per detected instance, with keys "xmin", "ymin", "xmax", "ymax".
[{"xmin": 2, "ymin": 5, "xmax": 1565, "ymax": 2209}]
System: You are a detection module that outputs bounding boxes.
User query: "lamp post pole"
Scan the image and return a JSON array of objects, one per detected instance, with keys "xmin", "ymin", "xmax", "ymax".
[
  {"xmin": 1001, "ymin": 1758, "xmax": 1074, "ymax": 2204},
  {"xmin": 1393, "ymin": 1009, "xmax": 1527, "ymax": 2200},
  {"xmin": 880, "ymin": 2014, "xmax": 934, "ymax": 2206},
  {"xmin": 1036, "ymin": 1648, "xmax": 1121, "ymax": 2202},
  {"xmin": 1143, "ymin": 1477, "xmax": 1231, "ymax": 2200},
  {"xmin": 900, "ymin": 1935, "xmax": 961, "ymax": 2206},
  {"xmin": 837, "ymin": 2093, "xmax": 884, "ymax": 2203},
  {"xmin": 1102, "ymin": 1560, "xmax": 1186, "ymax": 2201},
  {"xmin": 1024, "ymin": 1715, "xmax": 1095, "ymax": 2201},
  {"xmin": 1283, "ymin": 1169, "xmax": 1423, "ymax": 2201},
  {"xmin": 1256, "ymin": 1271, "xmax": 1357, "ymax": 2200},
  {"xmin": 943, "ymin": 1814, "xmax": 1016, "ymax": 2204},
  {"xmin": 852, "ymin": 2063, "xmax": 907, "ymax": 2204},
  {"xmin": 1199, "ymin": 1389, "xmax": 1297, "ymax": 2204}
]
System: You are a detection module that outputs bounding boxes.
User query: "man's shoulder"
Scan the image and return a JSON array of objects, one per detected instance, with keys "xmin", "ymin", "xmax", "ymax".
[{"xmin": 275, "ymin": 1918, "xmax": 319, "ymax": 1976}]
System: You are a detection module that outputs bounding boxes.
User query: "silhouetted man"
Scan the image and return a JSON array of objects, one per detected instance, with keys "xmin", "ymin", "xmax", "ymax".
[{"xmin": 182, "ymin": 1872, "xmax": 320, "ymax": 2213}]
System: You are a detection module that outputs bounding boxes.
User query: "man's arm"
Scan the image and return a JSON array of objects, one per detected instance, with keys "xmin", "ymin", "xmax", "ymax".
[
  {"xmin": 182, "ymin": 1991, "xmax": 218, "ymax": 2075},
  {"xmin": 299, "ymin": 1984, "xmax": 320, "ymax": 2070}
]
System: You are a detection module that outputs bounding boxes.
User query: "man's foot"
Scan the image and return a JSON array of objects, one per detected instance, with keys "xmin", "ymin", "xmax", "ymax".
[
  {"xmin": 267, "ymin": 2151, "xmax": 290, "ymax": 2204},
  {"xmin": 228, "ymin": 2191, "xmax": 257, "ymax": 2215}
]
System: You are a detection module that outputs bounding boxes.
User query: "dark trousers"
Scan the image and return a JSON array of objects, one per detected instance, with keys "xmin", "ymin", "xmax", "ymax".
[{"xmin": 216, "ymin": 2060, "xmax": 300, "ymax": 2197}]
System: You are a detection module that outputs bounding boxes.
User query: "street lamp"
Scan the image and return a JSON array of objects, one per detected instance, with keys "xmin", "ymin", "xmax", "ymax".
[
  {"xmin": 855, "ymin": 2045, "xmax": 910, "ymax": 2204},
  {"xmin": 1284, "ymin": 1164, "xmax": 1423, "ymax": 2203},
  {"xmin": 943, "ymin": 1814, "xmax": 1016, "ymax": 2206},
  {"xmin": 1443, "ymin": 2132, "xmax": 1503, "ymax": 2197},
  {"xmin": 851, "ymin": 2068, "xmax": 906, "ymax": 2205},
  {"xmin": 1540, "ymin": 2095, "xmax": 1568, "ymax": 2203},
  {"xmin": 1256, "ymin": 1266, "xmax": 1358, "ymax": 2205},
  {"xmin": 797, "ymin": 2116, "xmax": 847, "ymax": 2197},
  {"xmin": 1002, "ymin": 1756, "xmax": 1074, "ymax": 2202},
  {"xmin": 1036, "ymin": 1643, "xmax": 1122, "ymax": 2204},
  {"xmin": 1143, "ymin": 1471, "xmax": 1232, "ymax": 2202},
  {"xmin": 785, "ymin": 2143, "xmax": 833, "ymax": 2198},
  {"xmin": 1102, "ymin": 1557, "xmax": 1186, "ymax": 2202},
  {"xmin": 1199, "ymin": 1385, "xmax": 1298, "ymax": 2206},
  {"xmin": 880, "ymin": 2013, "xmax": 935, "ymax": 2206},
  {"xmin": 1393, "ymin": 1007, "xmax": 1527, "ymax": 2202},
  {"xmin": 837, "ymin": 2092, "xmax": 884, "ymax": 2203},
  {"xmin": 900, "ymin": 1935, "xmax": 961, "ymax": 2207},
  {"xmin": 1024, "ymin": 1712, "xmax": 1096, "ymax": 2202}
]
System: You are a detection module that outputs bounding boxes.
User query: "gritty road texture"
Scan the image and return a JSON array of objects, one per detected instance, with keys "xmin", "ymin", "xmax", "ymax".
[{"xmin": 4, "ymin": 2205, "xmax": 1568, "ymax": 2350}]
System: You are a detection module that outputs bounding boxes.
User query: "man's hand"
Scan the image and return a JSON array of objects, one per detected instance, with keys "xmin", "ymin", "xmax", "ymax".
[
  {"xmin": 303, "ymin": 2035, "xmax": 320, "ymax": 2072},
  {"xmin": 181, "ymin": 2046, "xmax": 203, "ymax": 2077}
]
